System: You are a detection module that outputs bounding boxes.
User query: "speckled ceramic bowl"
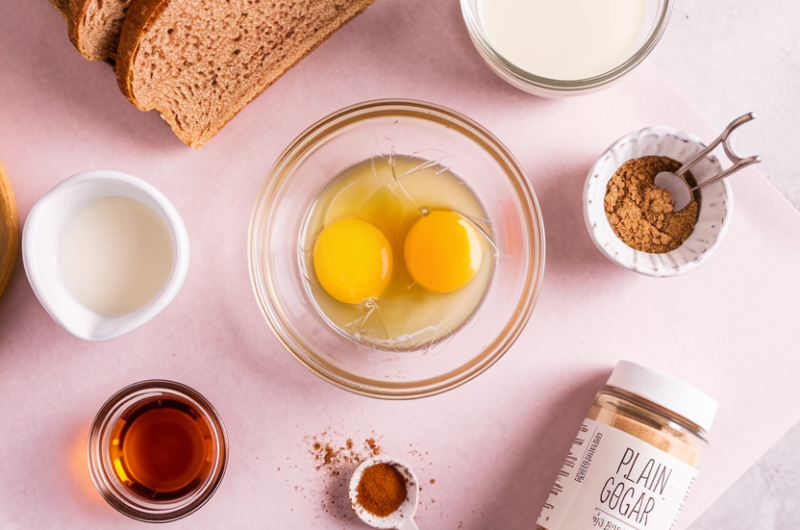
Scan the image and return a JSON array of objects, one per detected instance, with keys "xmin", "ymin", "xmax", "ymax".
[{"xmin": 584, "ymin": 126, "xmax": 732, "ymax": 277}]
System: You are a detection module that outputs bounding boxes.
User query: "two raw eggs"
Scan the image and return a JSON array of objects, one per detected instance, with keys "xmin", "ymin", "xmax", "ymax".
[{"xmin": 302, "ymin": 156, "xmax": 494, "ymax": 351}]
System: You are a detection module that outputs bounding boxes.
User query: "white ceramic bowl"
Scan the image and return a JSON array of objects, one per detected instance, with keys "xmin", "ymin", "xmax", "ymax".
[
  {"xmin": 348, "ymin": 456, "xmax": 419, "ymax": 528},
  {"xmin": 22, "ymin": 171, "xmax": 190, "ymax": 340},
  {"xmin": 584, "ymin": 126, "xmax": 732, "ymax": 277}
]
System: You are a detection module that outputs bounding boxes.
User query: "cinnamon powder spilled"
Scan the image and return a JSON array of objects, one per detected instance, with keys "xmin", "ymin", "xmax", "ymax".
[
  {"xmin": 310, "ymin": 436, "xmax": 382, "ymax": 473},
  {"xmin": 289, "ymin": 432, "xmax": 437, "ymax": 525},
  {"xmin": 604, "ymin": 156, "xmax": 699, "ymax": 253},
  {"xmin": 299, "ymin": 432, "xmax": 385, "ymax": 522},
  {"xmin": 355, "ymin": 463, "xmax": 408, "ymax": 517}
]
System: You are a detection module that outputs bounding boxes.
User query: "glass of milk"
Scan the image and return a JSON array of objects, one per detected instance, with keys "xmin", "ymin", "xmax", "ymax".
[
  {"xmin": 461, "ymin": 0, "xmax": 673, "ymax": 96},
  {"xmin": 22, "ymin": 171, "xmax": 190, "ymax": 341}
]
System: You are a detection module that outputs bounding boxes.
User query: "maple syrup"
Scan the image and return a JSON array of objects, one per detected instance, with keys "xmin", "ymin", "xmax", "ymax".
[
  {"xmin": 88, "ymin": 381, "xmax": 228, "ymax": 522},
  {"xmin": 109, "ymin": 398, "xmax": 213, "ymax": 500}
]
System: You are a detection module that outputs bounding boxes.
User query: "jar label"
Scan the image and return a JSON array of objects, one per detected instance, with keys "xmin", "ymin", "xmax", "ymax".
[{"xmin": 536, "ymin": 418, "xmax": 698, "ymax": 530}]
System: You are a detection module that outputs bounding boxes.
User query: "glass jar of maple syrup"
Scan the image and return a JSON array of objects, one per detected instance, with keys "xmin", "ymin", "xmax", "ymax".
[{"xmin": 87, "ymin": 380, "xmax": 229, "ymax": 522}]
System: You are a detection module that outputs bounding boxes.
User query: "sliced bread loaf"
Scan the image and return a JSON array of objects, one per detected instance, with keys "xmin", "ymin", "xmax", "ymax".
[
  {"xmin": 116, "ymin": 0, "xmax": 374, "ymax": 148},
  {"xmin": 69, "ymin": 0, "xmax": 135, "ymax": 61}
]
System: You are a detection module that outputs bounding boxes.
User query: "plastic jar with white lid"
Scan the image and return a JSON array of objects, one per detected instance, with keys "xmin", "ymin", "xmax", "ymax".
[{"xmin": 537, "ymin": 361, "xmax": 718, "ymax": 530}]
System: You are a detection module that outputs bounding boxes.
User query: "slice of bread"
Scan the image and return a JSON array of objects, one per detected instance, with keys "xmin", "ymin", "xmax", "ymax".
[
  {"xmin": 69, "ymin": 0, "xmax": 135, "ymax": 61},
  {"xmin": 116, "ymin": 0, "xmax": 374, "ymax": 148},
  {"xmin": 0, "ymin": 158, "xmax": 19, "ymax": 300}
]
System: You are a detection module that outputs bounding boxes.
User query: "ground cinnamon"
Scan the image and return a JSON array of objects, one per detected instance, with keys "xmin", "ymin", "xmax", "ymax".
[
  {"xmin": 356, "ymin": 463, "xmax": 407, "ymax": 517},
  {"xmin": 604, "ymin": 156, "xmax": 699, "ymax": 253}
]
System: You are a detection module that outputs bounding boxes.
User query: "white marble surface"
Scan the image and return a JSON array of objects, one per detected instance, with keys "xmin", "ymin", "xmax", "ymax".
[
  {"xmin": 651, "ymin": 1, "xmax": 800, "ymax": 525},
  {"xmin": 650, "ymin": 0, "xmax": 800, "ymax": 211},
  {"xmin": 688, "ymin": 422, "xmax": 800, "ymax": 529}
]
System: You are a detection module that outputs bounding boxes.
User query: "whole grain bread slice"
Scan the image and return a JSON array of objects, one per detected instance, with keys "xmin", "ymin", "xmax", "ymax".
[
  {"xmin": 116, "ymin": 0, "xmax": 374, "ymax": 148},
  {"xmin": 69, "ymin": 0, "xmax": 135, "ymax": 61}
]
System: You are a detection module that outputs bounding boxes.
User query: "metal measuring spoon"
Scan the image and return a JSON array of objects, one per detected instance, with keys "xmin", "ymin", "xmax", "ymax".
[
  {"xmin": 654, "ymin": 112, "xmax": 762, "ymax": 212},
  {"xmin": 349, "ymin": 456, "xmax": 420, "ymax": 530}
]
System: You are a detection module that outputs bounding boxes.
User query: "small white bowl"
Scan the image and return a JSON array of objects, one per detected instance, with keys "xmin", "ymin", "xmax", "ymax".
[
  {"xmin": 584, "ymin": 126, "xmax": 733, "ymax": 277},
  {"xmin": 22, "ymin": 171, "xmax": 190, "ymax": 340},
  {"xmin": 349, "ymin": 456, "xmax": 419, "ymax": 529}
]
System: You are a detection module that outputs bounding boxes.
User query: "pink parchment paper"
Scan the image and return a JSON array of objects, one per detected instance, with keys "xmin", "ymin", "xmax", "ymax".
[{"xmin": 1, "ymin": 0, "xmax": 799, "ymax": 528}]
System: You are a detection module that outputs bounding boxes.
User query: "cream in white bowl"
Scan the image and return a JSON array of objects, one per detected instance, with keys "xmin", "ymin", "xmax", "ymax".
[
  {"xmin": 23, "ymin": 171, "xmax": 190, "ymax": 340},
  {"xmin": 584, "ymin": 126, "xmax": 732, "ymax": 277}
]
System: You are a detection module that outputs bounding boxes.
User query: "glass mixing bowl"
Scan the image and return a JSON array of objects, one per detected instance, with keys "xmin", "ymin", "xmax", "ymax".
[
  {"xmin": 461, "ymin": 0, "xmax": 673, "ymax": 96},
  {"xmin": 249, "ymin": 100, "xmax": 545, "ymax": 399}
]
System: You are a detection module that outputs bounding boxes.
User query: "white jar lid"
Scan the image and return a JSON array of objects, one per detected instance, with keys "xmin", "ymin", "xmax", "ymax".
[{"xmin": 607, "ymin": 361, "xmax": 719, "ymax": 432}]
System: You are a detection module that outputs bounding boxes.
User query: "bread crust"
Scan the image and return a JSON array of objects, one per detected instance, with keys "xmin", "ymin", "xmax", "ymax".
[
  {"xmin": 116, "ymin": 0, "xmax": 374, "ymax": 148},
  {"xmin": 0, "ymin": 159, "xmax": 19, "ymax": 301},
  {"xmin": 68, "ymin": 0, "xmax": 131, "ymax": 61},
  {"xmin": 116, "ymin": 0, "xmax": 173, "ymax": 108},
  {"xmin": 67, "ymin": 0, "xmax": 91, "ymax": 59}
]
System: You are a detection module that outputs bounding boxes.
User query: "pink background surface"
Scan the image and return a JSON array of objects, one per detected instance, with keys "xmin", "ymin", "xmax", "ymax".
[{"xmin": 1, "ymin": 0, "xmax": 799, "ymax": 528}]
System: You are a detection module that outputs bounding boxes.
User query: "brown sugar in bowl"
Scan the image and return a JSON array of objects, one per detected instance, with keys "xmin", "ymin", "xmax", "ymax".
[{"xmin": 584, "ymin": 125, "xmax": 732, "ymax": 277}]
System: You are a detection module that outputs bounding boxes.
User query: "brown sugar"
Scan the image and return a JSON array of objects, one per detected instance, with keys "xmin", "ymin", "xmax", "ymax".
[
  {"xmin": 604, "ymin": 156, "xmax": 699, "ymax": 253},
  {"xmin": 356, "ymin": 463, "xmax": 407, "ymax": 517},
  {"xmin": 591, "ymin": 405, "xmax": 701, "ymax": 467}
]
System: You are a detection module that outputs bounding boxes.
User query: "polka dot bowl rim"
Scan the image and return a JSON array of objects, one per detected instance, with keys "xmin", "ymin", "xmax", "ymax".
[{"xmin": 583, "ymin": 125, "xmax": 733, "ymax": 277}]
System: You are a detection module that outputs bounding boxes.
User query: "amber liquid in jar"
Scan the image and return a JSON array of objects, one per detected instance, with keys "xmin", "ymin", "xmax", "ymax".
[{"xmin": 108, "ymin": 398, "xmax": 214, "ymax": 500}]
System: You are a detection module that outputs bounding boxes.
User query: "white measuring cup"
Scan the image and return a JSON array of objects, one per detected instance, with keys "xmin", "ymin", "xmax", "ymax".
[
  {"xmin": 22, "ymin": 171, "xmax": 190, "ymax": 341},
  {"xmin": 349, "ymin": 456, "xmax": 420, "ymax": 530}
]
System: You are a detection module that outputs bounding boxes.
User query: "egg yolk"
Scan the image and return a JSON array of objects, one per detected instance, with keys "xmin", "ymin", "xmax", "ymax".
[
  {"xmin": 404, "ymin": 210, "xmax": 482, "ymax": 293},
  {"xmin": 313, "ymin": 218, "xmax": 393, "ymax": 304}
]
